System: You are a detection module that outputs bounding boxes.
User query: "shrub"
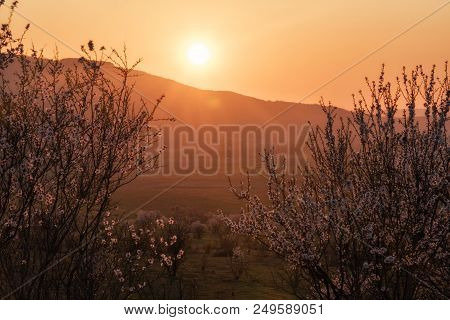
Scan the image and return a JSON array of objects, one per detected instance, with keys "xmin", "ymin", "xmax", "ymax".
[
  {"xmin": 215, "ymin": 232, "xmax": 239, "ymax": 257},
  {"xmin": 228, "ymin": 246, "xmax": 248, "ymax": 280},
  {"xmin": 98, "ymin": 215, "xmax": 186, "ymax": 298},
  {"xmin": 190, "ymin": 220, "xmax": 207, "ymax": 239},
  {"xmin": 0, "ymin": 4, "xmax": 163, "ymax": 299},
  {"xmin": 224, "ymin": 65, "xmax": 449, "ymax": 299},
  {"xmin": 206, "ymin": 216, "xmax": 224, "ymax": 233}
]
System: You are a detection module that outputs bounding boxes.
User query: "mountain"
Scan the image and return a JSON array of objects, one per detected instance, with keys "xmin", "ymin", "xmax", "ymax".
[
  {"xmin": 2, "ymin": 57, "xmax": 439, "ymax": 216},
  {"xmin": 3, "ymin": 56, "xmax": 351, "ymax": 127},
  {"xmin": 95, "ymin": 59, "xmax": 352, "ymax": 128}
]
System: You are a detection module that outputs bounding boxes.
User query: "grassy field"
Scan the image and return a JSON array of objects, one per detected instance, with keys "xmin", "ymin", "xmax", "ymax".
[
  {"xmin": 112, "ymin": 173, "xmax": 269, "ymax": 216},
  {"xmin": 178, "ymin": 233, "xmax": 294, "ymax": 299},
  {"xmin": 112, "ymin": 173, "xmax": 293, "ymax": 299}
]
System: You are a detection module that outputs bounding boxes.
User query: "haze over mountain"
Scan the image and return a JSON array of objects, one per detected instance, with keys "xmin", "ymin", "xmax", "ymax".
[
  {"xmin": 94, "ymin": 59, "xmax": 353, "ymax": 128},
  {"xmin": 5, "ymin": 57, "xmax": 354, "ymax": 127},
  {"xmin": 5, "ymin": 57, "xmax": 433, "ymax": 130}
]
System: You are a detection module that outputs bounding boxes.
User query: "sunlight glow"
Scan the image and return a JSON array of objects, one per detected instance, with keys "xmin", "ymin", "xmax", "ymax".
[{"xmin": 187, "ymin": 43, "xmax": 210, "ymax": 65}]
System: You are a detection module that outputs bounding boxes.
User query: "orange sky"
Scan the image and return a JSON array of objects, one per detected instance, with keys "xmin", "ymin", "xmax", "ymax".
[{"xmin": 6, "ymin": 0, "xmax": 450, "ymax": 109}]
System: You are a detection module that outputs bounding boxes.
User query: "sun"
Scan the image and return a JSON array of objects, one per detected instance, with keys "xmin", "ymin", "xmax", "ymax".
[{"xmin": 187, "ymin": 43, "xmax": 210, "ymax": 65}]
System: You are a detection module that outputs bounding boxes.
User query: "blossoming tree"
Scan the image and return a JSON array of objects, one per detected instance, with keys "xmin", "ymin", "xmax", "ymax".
[
  {"xmin": 0, "ymin": 3, "xmax": 178, "ymax": 299},
  {"xmin": 225, "ymin": 65, "xmax": 449, "ymax": 299}
]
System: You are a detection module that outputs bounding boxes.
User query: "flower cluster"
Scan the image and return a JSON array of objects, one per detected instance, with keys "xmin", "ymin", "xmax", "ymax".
[{"xmin": 99, "ymin": 214, "xmax": 186, "ymax": 298}]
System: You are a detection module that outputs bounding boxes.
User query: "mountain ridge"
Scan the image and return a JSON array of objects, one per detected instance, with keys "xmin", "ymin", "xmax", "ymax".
[{"xmin": 6, "ymin": 56, "xmax": 351, "ymax": 127}]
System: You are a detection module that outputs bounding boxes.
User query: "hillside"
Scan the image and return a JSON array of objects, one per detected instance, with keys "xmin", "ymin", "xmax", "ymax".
[{"xmin": 76, "ymin": 58, "xmax": 352, "ymax": 127}]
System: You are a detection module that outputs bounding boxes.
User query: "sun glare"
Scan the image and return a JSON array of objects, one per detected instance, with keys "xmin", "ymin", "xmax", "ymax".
[{"xmin": 187, "ymin": 43, "xmax": 210, "ymax": 65}]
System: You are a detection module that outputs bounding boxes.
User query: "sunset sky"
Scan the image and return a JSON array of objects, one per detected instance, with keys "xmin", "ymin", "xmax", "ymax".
[{"xmin": 7, "ymin": 0, "xmax": 450, "ymax": 108}]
